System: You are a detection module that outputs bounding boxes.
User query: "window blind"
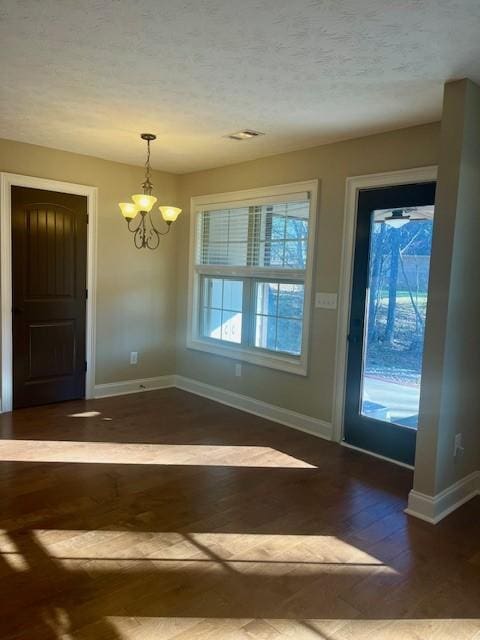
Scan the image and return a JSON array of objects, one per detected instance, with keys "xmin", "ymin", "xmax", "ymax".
[{"xmin": 196, "ymin": 200, "xmax": 310, "ymax": 269}]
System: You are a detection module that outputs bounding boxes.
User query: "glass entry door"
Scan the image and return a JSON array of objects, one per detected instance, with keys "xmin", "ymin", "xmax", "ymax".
[{"xmin": 344, "ymin": 182, "xmax": 436, "ymax": 465}]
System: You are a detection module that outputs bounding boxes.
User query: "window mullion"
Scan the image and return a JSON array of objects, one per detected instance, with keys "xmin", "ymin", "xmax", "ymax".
[{"xmin": 241, "ymin": 277, "xmax": 252, "ymax": 348}]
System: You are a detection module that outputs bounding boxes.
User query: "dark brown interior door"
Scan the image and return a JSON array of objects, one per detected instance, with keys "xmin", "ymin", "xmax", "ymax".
[{"xmin": 12, "ymin": 186, "xmax": 88, "ymax": 409}]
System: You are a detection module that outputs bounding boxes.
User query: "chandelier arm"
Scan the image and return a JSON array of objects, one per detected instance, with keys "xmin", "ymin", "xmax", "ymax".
[
  {"xmin": 127, "ymin": 215, "xmax": 143, "ymax": 234},
  {"xmin": 149, "ymin": 211, "xmax": 172, "ymax": 236},
  {"xmin": 146, "ymin": 227, "xmax": 161, "ymax": 250},
  {"xmin": 133, "ymin": 215, "xmax": 147, "ymax": 249}
]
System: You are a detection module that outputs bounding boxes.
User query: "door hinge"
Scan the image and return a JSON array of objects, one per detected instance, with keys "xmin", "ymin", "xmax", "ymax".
[
  {"xmin": 85, "ymin": 289, "xmax": 88, "ymax": 300},
  {"xmin": 85, "ymin": 361, "xmax": 88, "ymax": 372},
  {"xmin": 86, "ymin": 214, "xmax": 89, "ymax": 224}
]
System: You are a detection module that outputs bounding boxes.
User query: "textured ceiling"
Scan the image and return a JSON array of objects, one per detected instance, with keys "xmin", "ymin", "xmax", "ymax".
[{"xmin": 1, "ymin": 0, "xmax": 479, "ymax": 173}]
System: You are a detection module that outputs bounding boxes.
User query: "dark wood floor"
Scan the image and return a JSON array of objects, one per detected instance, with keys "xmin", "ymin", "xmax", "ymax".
[{"xmin": 0, "ymin": 388, "xmax": 479, "ymax": 639}]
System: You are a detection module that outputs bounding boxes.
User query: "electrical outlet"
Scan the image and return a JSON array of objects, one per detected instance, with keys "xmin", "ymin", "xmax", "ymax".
[
  {"xmin": 315, "ymin": 292, "xmax": 338, "ymax": 309},
  {"xmin": 235, "ymin": 363, "xmax": 242, "ymax": 377},
  {"xmin": 130, "ymin": 351, "xmax": 138, "ymax": 365},
  {"xmin": 454, "ymin": 433, "xmax": 464, "ymax": 457}
]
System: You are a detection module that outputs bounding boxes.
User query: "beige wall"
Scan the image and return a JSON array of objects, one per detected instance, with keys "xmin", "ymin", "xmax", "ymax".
[
  {"xmin": 176, "ymin": 123, "xmax": 440, "ymax": 423},
  {"xmin": 415, "ymin": 80, "xmax": 480, "ymax": 495},
  {"xmin": 0, "ymin": 138, "xmax": 180, "ymax": 385}
]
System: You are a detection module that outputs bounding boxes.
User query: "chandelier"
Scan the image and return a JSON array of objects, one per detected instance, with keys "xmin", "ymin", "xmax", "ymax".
[{"xmin": 118, "ymin": 133, "xmax": 181, "ymax": 249}]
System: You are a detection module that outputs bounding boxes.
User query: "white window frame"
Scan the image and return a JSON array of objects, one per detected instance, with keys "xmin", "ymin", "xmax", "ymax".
[{"xmin": 187, "ymin": 180, "xmax": 318, "ymax": 375}]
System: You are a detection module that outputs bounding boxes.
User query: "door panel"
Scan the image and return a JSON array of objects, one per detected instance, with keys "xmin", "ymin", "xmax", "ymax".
[
  {"xmin": 28, "ymin": 321, "xmax": 76, "ymax": 379},
  {"xmin": 12, "ymin": 187, "xmax": 87, "ymax": 409},
  {"xmin": 344, "ymin": 182, "xmax": 436, "ymax": 465}
]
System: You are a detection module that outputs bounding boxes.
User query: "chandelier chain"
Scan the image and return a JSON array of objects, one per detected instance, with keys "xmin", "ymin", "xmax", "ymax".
[{"xmin": 142, "ymin": 138, "xmax": 153, "ymax": 194}]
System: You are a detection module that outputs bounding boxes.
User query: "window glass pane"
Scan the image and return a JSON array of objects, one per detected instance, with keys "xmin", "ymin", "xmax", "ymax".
[
  {"xmin": 271, "ymin": 214, "xmax": 286, "ymax": 240},
  {"xmin": 204, "ymin": 277, "xmax": 223, "ymax": 308},
  {"xmin": 255, "ymin": 314, "xmax": 277, "ymax": 350},
  {"xmin": 286, "ymin": 217, "xmax": 308, "ymax": 240},
  {"xmin": 284, "ymin": 240, "xmax": 307, "ymax": 268},
  {"xmin": 277, "ymin": 283, "xmax": 304, "ymax": 318},
  {"xmin": 254, "ymin": 281, "xmax": 304, "ymax": 356},
  {"xmin": 203, "ymin": 308, "xmax": 222, "ymax": 340},
  {"xmin": 360, "ymin": 209, "xmax": 434, "ymax": 428},
  {"xmin": 256, "ymin": 282, "xmax": 278, "ymax": 316},
  {"xmin": 221, "ymin": 309, "xmax": 242, "ymax": 343},
  {"xmin": 201, "ymin": 277, "xmax": 243, "ymax": 344},
  {"xmin": 269, "ymin": 241, "xmax": 285, "ymax": 266},
  {"xmin": 223, "ymin": 279, "xmax": 243, "ymax": 312},
  {"xmin": 276, "ymin": 318, "xmax": 303, "ymax": 355}
]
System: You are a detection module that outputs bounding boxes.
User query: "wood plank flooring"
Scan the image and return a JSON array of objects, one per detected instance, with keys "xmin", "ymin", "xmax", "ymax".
[{"xmin": 0, "ymin": 388, "xmax": 478, "ymax": 639}]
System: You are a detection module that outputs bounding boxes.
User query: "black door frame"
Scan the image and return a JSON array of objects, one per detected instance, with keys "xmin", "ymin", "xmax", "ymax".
[
  {"xmin": 343, "ymin": 181, "xmax": 436, "ymax": 465},
  {"xmin": 0, "ymin": 173, "xmax": 97, "ymax": 412}
]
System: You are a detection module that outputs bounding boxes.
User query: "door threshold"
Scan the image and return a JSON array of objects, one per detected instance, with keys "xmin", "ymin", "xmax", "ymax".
[{"xmin": 341, "ymin": 440, "xmax": 414, "ymax": 470}]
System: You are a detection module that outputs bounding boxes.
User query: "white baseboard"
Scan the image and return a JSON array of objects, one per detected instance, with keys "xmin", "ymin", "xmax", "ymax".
[
  {"xmin": 405, "ymin": 471, "xmax": 480, "ymax": 524},
  {"xmin": 174, "ymin": 375, "xmax": 332, "ymax": 441},
  {"xmin": 93, "ymin": 375, "xmax": 175, "ymax": 398},
  {"xmin": 92, "ymin": 373, "xmax": 331, "ymax": 441}
]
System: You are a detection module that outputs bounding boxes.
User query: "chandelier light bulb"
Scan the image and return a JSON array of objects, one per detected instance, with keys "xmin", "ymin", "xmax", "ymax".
[
  {"xmin": 119, "ymin": 202, "xmax": 138, "ymax": 220},
  {"xmin": 160, "ymin": 206, "xmax": 182, "ymax": 223},
  {"xmin": 132, "ymin": 194, "xmax": 157, "ymax": 212}
]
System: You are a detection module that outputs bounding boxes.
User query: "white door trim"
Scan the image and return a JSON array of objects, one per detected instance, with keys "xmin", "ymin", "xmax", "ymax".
[
  {"xmin": 0, "ymin": 172, "xmax": 98, "ymax": 412},
  {"xmin": 331, "ymin": 166, "xmax": 438, "ymax": 443}
]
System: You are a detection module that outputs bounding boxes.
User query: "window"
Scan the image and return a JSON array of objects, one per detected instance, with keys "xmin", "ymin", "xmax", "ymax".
[{"xmin": 188, "ymin": 181, "xmax": 317, "ymax": 374}]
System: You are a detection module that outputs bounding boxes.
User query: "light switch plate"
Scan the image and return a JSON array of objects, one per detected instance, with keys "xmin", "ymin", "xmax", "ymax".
[{"xmin": 315, "ymin": 292, "xmax": 338, "ymax": 309}]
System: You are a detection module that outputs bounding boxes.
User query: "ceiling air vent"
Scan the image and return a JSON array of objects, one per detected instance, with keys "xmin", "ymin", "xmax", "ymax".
[{"xmin": 226, "ymin": 129, "xmax": 265, "ymax": 141}]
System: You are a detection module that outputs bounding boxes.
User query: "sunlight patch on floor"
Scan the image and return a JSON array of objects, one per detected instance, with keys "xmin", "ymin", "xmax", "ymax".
[
  {"xmin": 103, "ymin": 616, "xmax": 480, "ymax": 640},
  {"xmin": 68, "ymin": 411, "xmax": 102, "ymax": 418},
  {"xmin": 0, "ymin": 529, "xmax": 391, "ymax": 571},
  {"xmin": 0, "ymin": 440, "xmax": 317, "ymax": 467}
]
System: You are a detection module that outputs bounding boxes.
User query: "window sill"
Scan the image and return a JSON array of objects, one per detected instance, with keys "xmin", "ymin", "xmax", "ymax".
[{"xmin": 186, "ymin": 338, "xmax": 307, "ymax": 376}]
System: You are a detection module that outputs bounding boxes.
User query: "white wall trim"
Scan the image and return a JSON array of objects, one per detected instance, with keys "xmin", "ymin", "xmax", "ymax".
[
  {"xmin": 332, "ymin": 165, "xmax": 438, "ymax": 443},
  {"xmin": 0, "ymin": 172, "xmax": 98, "ymax": 412},
  {"xmin": 94, "ymin": 375, "xmax": 176, "ymax": 398},
  {"xmin": 175, "ymin": 374, "xmax": 332, "ymax": 440},
  {"xmin": 93, "ymin": 373, "xmax": 332, "ymax": 440},
  {"xmin": 405, "ymin": 471, "xmax": 480, "ymax": 524}
]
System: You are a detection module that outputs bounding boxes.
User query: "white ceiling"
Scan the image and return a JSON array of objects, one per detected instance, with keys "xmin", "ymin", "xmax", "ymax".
[{"xmin": 1, "ymin": 0, "xmax": 479, "ymax": 174}]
